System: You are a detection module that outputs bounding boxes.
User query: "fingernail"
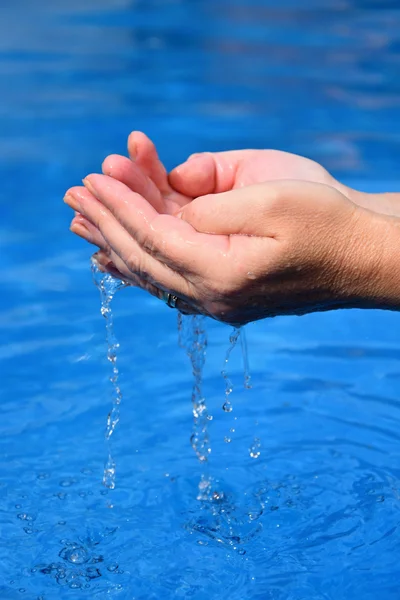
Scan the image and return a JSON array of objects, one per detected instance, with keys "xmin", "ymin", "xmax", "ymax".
[
  {"xmin": 129, "ymin": 140, "xmax": 136, "ymax": 160},
  {"xmin": 70, "ymin": 222, "xmax": 92, "ymax": 242},
  {"xmin": 82, "ymin": 177, "xmax": 96, "ymax": 196},
  {"xmin": 64, "ymin": 193, "xmax": 80, "ymax": 211}
]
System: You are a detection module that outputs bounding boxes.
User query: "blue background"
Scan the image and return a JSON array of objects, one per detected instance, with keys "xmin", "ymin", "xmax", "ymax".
[{"xmin": 1, "ymin": 1, "xmax": 400, "ymax": 598}]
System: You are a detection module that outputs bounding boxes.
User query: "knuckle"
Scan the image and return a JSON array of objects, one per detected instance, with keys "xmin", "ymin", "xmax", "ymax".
[{"xmin": 125, "ymin": 250, "xmax": 148, "ymax": 280}]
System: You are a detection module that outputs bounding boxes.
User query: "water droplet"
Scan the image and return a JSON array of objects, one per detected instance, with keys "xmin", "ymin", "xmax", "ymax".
[
  {"xmin": 107, "ymin": 563, "xmax": 119, "ymax": 572},
  {"xmin": 212, "ymin": 490, "xmax": 225, "ymax": 503},
  {"xmin": 249, "ymin": 437, "xmax": 261, "ymax": 459},
  {"xmin": 224, "ymin": 436, "xmax": 232, "ymax": 443},
  {"xmin": 222, "ymin": 401, "xmax": 232, "ymax": 413},
  {"xmin": 59, "ymin": 545, "xmax": 89, "ymax": 565},
  {"xmin": 17, "ymin": 513, "xmax": 36, "ymax": 521},
  {"xmin": 69, "ymin": 581, "xmax": 82, "ymax": 589}
]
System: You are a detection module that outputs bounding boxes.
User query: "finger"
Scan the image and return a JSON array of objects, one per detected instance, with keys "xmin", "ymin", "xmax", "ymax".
[
  {"xmin": 71, "ymin": 214, "xmax": 143, "ymax": 283},
  {"xmin": 91, "ymin": 251, "xmax": 130, "ymax": 283},
  {"xmin": 102, "ymin": 154, "xmax": 165, "ymax": 212},
  {"xmin": 180, "ymin": 180, "xmax": 350, "ymax": 237},
  {"xmin": 177, "ymin": 183, "xmax": 276, "ymax": 236},
  {"xmin": 169, "ymin": 150, "xmax": 254, "ymax": 197},
  {"xmin": 127, "ymin": 131, "xmax": 170, "ymax": 195},
  {"xmin": 94, "ymin": 250, "xmax": 199, "ymax": 316},
  {"xmin": 80, "ymin": 174, "xmax": 230, "ymax": 272},
  {"xmin": 71, "ymin": 213, "xmax": 109, "ymax": 249},
  {"xmin": 64, "ymin": 185, "xmax": 194, "ymax": 295}
]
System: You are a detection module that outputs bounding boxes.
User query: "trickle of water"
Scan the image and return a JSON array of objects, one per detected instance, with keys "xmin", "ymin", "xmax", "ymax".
[
  {"xmin": 91, "ymin": 260, "xmax": 127, "ymax": 490},
  {"xmin": 221, "ymin": 328, "xmax": 241, "ymax": 439},
  {"xmin": 249, "ymin": 437, "xmax": 261, "ymax": 459},
  {"xmin": 178, "ymin": 313, "xmax": 212, "ymax": 499},
  {"xmin": 240, "ymin": 327, "xmax": 252, "ymax": 390}
]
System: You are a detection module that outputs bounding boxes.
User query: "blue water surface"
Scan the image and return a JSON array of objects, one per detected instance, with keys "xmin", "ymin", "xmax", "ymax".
[{"xmin": 1, "ymin": 1, "xmax": 400, "ymax": 598}]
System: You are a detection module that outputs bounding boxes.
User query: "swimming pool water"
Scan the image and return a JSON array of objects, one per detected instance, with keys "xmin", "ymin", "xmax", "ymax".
[{"xmin": 1, "ymin": 1, "xmax": 400, "ymax": 598}]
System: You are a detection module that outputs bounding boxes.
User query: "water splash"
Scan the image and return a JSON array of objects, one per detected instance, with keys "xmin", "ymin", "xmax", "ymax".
[
  {"xmin": 178, "ymin": 313, "xmax": 212, "ymax": 499},
  {"xmin": 91, "ymin": 260, "xmax": 127, "ymax": 489}
]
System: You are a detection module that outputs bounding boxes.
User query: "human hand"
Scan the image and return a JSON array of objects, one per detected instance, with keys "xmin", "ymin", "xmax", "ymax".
[
  {"xmin": 168, "ymin": 148, "xmax": 400, "ymax": 217},
  {"xmin": 65, "ymin": 176, "xmax": 391, "ymax": 324},
  {"xmin": 71, "ymin": 131, "xmax": 194, "ymax": 284}
]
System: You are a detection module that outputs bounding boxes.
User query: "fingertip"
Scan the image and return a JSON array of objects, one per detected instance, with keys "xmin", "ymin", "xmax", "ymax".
[
  {"xmin": 102, "ymin": 154, "xmax": 123, "ymax": 175},
  {"xmin": 128, "ymin": 131, "xmax": 151, "ymax": 160},
  {"xmin": 169, "ymin": 154, "xmax": 216, "ymax": 197},
  {"xmin": 70, "ymin": 222, "xmax": 92, "ymax": 243}
]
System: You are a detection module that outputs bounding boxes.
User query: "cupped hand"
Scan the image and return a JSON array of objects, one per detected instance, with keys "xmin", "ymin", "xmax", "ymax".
[
  {"xmin": 65, "ymin": 175, "xmax": 383, "ymax": 324},
  {"xmin": 169, "ymin": 148, "xmax": 353, "ymax": 198},
  {"xmin": 169, "ymin": 148, "xmax": 400, "ymax": 217}
]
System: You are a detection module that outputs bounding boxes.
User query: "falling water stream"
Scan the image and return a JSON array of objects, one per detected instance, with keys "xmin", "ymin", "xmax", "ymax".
[
  {"xmin": 91, "ymin": 261, "xmax": 127, "ymax": 490},
  {"xmin": 177, "ymin": 313, "xmax": 212, "ymax": 500},
  {"xmin": 91, "ymin": 267, "xmax": 257, "ymax": 507}
]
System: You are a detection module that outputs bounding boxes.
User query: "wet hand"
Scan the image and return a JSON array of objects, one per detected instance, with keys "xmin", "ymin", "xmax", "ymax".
[
  {"xmin": 65, "ymin": 176, "xmax": 384, "ymax": 324},
  {"xmin": 169, "ymin": 148, "xmax": 400, "ymax": 217}
]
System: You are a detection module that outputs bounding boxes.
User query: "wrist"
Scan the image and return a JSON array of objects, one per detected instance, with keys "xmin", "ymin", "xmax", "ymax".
[
  {"xmin": 345, "ymin": 187, "xmax": 400, "ymax": 218},
  {"xmin": 340, "ymin": 208, "xmax": 400, "ymax": 310}
]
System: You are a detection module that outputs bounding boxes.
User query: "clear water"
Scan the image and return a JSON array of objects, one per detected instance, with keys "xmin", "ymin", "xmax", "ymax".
[{"xmin": 1, "ymin": 1, "xmax": 400, "ymax": 598}]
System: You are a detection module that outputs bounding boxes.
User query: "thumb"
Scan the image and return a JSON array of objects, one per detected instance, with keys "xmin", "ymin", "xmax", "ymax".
[
  {"xmin": 168, "ymin": 153, "xmax": 218, "ymax": 197},
  {"xmin": 179, "ymin": 183, "xmax": 282, "ymax": 237},
  {"xmin": 169, "ymin": 151, "xmax": 242, "ymax": 197}
]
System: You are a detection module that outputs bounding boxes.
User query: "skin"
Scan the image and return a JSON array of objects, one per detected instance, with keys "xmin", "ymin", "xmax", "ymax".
[{"xmin": 65, "ymin": 132, "xmax": 400, "ymax": 324}]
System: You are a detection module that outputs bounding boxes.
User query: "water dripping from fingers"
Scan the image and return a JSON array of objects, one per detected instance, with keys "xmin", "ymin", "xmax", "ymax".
[
  {"xmin": 240, "ymin": 327, "xmax": 252, "ymax": 390},
  {"xmin": 239, "ymin": 328, "xmax": 260, "ymax": 458},
  {"xmin": 91, "ymin": 260, "xmax": 128, "ymax": 490},
  {"xmin": 178, "ymin": 313, "xmax": 212, "ymax": 500},
  {"xmin": 221, "ymin": 328, "xmax": 241, "ymax": 439}
]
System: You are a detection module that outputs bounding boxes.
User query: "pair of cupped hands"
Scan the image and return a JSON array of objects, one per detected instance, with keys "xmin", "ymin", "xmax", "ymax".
[{"xmin": 64, "ymin": 132, "xmax": 393, "ymax": 325}]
